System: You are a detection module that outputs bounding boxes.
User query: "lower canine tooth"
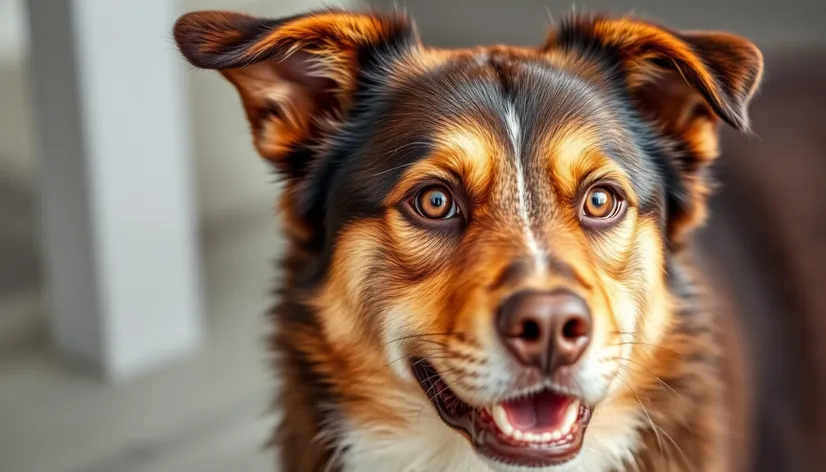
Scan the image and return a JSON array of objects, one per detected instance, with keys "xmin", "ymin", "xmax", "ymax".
[{"xmin": 513, "ymin": 430, "xmax": 524, "ymax": 440}]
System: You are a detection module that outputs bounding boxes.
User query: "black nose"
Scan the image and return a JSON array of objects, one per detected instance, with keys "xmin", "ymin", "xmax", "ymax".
[{"xmin": 497, "ymin": 290, "xmax": 592, "ymax": 374}]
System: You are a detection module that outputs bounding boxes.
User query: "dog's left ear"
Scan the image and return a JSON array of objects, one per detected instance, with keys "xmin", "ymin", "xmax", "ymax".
[{"xmin": 544, "ymin": 16, "xmax": 763, "ymax": 245}]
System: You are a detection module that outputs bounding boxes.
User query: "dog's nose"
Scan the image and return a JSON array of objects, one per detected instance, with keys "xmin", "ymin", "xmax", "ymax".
[{"xmin": 497, "ymin": 290, "xmax": 592, "ymax": 373}]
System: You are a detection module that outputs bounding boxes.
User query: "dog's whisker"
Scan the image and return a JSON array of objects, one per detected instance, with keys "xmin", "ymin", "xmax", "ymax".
[
  {"xmin": 614, "ymin": 373, "xmax": 667, "ymax": 464},
  {"xmin": 364, "ymin": 353, "xmax": 454, "ymax": 382},
  {"xmin": 382, "ymin": 331, "xmax": 465, "ymax": 347},
  {"xmin": 609, "ymin": 341, "xmax": 685, "ymax": 358},
  {"xmin": 611, "ymin": 357, "xmax": 683, "ymax": 400}
]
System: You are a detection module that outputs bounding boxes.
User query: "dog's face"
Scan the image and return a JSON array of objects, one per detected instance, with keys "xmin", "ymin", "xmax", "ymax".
[{"xmin": 176, "ymin": 10, "xmax": 761, "ymax": 471}]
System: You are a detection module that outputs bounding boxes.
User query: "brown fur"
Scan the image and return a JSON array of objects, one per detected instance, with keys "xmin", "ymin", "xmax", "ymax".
[{"xmin": 174, "ymin": 9, "xmax": 764, "ymax": 472}]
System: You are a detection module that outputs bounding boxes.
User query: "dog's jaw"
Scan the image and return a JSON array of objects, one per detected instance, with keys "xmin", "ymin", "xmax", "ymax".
[{"xmin": 334, "ymin": 387, "xmax": 645, "ymax": 472}]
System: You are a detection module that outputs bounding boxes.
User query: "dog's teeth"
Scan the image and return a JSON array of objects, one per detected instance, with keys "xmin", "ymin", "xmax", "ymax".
[
  {"xmin": 490, "ymin": 400, "xmax": 583, "ymax": 444},
  {"xmin": 491, "ymin": 405, "xmax": 514, "ymax": 437},
  {"xmin": 561, "ymin": 400, "xmax": 581, "ymax": 433}
]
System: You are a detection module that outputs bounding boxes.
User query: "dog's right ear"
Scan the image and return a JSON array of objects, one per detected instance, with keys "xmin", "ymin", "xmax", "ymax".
[{"xmin": 174, "ymin": 10, "xmax": 416, "ymax": 176}]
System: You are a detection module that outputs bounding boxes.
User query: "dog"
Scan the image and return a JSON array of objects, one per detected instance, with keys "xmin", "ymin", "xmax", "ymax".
[{"xmin": 174, "ymin": 8, "xmax": 763, "ymax": 472}]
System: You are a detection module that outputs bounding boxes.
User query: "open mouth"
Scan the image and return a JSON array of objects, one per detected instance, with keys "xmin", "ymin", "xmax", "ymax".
[{"xmin": 412, "ymin": 359, "xmax": 592, "ymax": 467}]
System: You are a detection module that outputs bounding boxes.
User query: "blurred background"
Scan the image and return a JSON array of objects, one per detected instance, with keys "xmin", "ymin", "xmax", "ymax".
[{"xmin": 0, "ymin": 1, "xmax": 823, "ymax": 471}]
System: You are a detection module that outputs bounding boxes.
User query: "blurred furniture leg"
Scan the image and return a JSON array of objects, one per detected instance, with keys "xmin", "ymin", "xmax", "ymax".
[{"xmin": 25, "ymin": 0, "xmax": 203, "ymax": 381}]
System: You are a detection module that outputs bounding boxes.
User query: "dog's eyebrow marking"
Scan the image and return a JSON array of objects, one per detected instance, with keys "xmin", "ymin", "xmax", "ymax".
[
  {"xmin": 435, "ymin": 125, "xmax": 493, "ymax": 195},
  {"xmin": 506, "ymin": 103, "xmax": 546, "ymax": 274}
]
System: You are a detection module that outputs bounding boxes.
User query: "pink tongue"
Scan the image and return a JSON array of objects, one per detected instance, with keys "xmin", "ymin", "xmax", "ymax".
[{"xmin": 501, "ymin": 390, "xmax": 570, "ymax": 430}]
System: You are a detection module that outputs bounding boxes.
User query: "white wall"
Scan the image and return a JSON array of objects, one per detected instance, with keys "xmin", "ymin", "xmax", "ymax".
[
  {"xmin": 0, "ymin": 0, "xmax": 34, "ymax": 184},
  {"xmin": 0, "ymin": 0, "xmax": 25, "ymax": 59},
  {"xmin": 0, "ymin": 0, "xmax": 360, "ymax": 228}
]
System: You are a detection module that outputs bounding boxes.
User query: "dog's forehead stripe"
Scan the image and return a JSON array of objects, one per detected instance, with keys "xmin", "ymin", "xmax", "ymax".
[{"xmin": 504, "ymin": 102, "xmax": 547, "ymax": 274}]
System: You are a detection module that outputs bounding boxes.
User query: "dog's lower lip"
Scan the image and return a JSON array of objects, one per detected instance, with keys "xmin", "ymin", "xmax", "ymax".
[{"xmin": 411, "ymin": 358, "xmax": 592, "ymax": 467}]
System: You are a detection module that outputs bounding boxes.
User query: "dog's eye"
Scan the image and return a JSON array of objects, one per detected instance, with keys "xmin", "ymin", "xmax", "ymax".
[
  {"xmin": 582, "ymin": 186, "xmax": 621, "ymax": 220},
  {"xmin": 415, "ymin": 185, "xmax": 459, "ymax": 220}
]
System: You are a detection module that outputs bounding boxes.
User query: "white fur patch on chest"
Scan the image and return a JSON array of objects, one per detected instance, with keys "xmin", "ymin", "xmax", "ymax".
[{"xmin": 336, "ymin": 394, "xmax": 478, "ymax": 472}]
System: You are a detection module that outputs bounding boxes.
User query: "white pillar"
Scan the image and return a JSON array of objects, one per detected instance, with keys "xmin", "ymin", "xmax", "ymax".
[{"xmin": 25, "ymin": 0, "xmax": 203, "ymax": 381}]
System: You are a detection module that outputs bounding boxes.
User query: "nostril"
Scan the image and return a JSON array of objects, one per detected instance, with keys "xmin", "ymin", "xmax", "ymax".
[
  {"xmin": 562, "ymin": 317, "xmax": 589, "ymax": 340},
  {"xmin": 519, "ymin": 319, "xmax": 542, "ymax": 342},
  {"xmin": 497, "ymin": 290, "xmax": 592, "ymax": 371}
]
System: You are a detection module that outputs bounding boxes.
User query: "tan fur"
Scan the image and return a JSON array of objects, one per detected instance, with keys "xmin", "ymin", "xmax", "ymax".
[{"xmin": 173, "ymin": 9, "xmax": 763, "ymax": 472}]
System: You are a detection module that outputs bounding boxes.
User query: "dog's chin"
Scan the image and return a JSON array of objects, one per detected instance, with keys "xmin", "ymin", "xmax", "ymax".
[{"xmin": 411, "ymin": 359, "xmax": 593, "ymax": 469}]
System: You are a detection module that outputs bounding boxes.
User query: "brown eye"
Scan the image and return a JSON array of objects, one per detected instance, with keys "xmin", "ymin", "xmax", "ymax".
[
  {"xmin": 415, "ymin": 185, "xmax": 458, "ymax": 220},
  {"xmin": 583, "ymin": 186, "xmax": 620, "ymax": 219}
]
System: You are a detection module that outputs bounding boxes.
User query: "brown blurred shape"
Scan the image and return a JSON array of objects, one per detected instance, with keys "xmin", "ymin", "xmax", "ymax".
[{"xmin": 698, "ymin": 50, "xmax": 826, "ymax": 471}]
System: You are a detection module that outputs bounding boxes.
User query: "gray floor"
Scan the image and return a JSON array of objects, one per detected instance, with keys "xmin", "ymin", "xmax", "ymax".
[{"xmin": 0, "ymin": 205, "xmax": 283, "ymax": 472}]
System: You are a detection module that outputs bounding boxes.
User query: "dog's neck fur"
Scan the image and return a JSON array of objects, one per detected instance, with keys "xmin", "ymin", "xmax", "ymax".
[{"xmin": 270, "ymin": 228, "xmax": 733, "ymax": 472}]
